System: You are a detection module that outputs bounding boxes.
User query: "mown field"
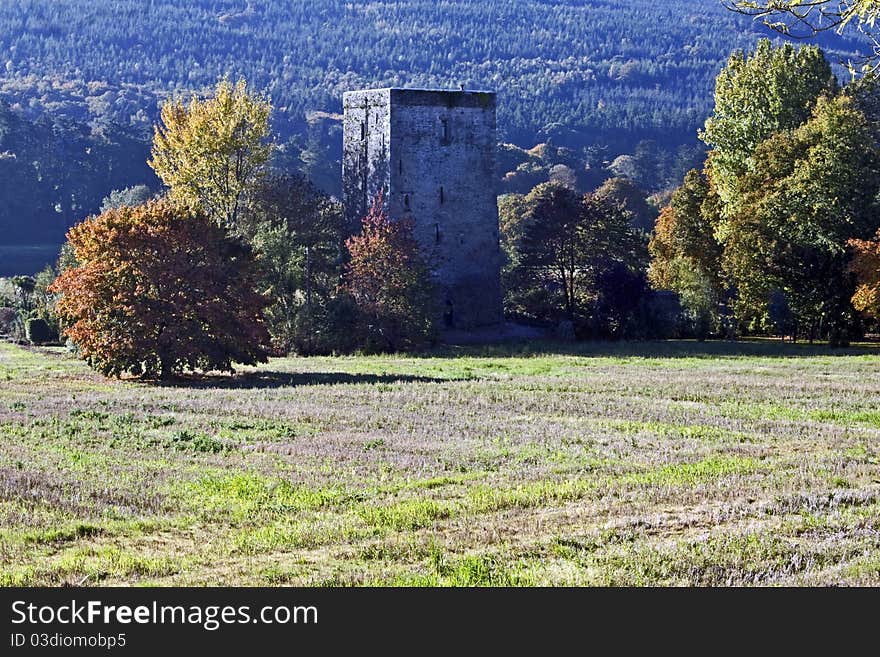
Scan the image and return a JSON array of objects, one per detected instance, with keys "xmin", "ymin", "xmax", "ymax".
[{"xmin": 1, "ymin": 339, "xmax": 879, "ymax": 586}]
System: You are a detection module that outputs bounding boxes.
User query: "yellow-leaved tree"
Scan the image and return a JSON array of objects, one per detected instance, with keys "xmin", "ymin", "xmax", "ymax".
[{"xmin": 149, "ymin": 77, "xmax": 272, "ymax": 229}]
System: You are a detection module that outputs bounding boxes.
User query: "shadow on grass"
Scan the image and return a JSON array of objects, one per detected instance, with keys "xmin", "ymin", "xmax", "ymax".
[
  {"xmin": 423, "ymin": 338, "xmax": 880, "ymax": 360},
  {"xmin": 136, "ymin": 338, "xmax": 880, "ymax": 389},
  {"xmin": 155, "ymin": 370, "xmax": 449, "ymax": 389}
]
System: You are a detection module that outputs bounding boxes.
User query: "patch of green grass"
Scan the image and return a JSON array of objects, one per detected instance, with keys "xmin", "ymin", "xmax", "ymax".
[
  {"xmin": 53, "ymin": 545, "xmax": 180, "ymax": 581},
  {"xmin": 808, "ymin": 408, "xmax": 880, "ymax": 427},
  {"xmin": 622, "ymin": 455, "xmax": 761, "ymax": 487},
  {"xmin": 430, "ymin": 551, "xmax": 532, "ymax": 586},
  {"xmin": 235, "ymin": 516, "xmax": 367, "ymax": 554},
  {"xmin": 217, "ymin": 417, "xmax": 321, "ymax": 441},
  {"xmin": 18, "ymin": 522, "xmax": 104, "ymax": 544},
  {"xmin": 380, "ymin": 547, "xmax": 536, "ymax": 586},
  {"xmin": 178, "ymin": 473, "xmax": 352, "ymax": 519},
  {"xmin": 406, "ymin": 475, "xmax": 477, "ymax": 490},
  {"xmin": 259, "ymin": 565, "xmax": 306, "ymax": 584},
  {"xmin": 170, "ymin": 430, "xmax": 228, "ymax": 454},
  {"xmin": 0, "ymin": 546, "xmax": 180, "ymax": 585},
  {"xmin": 467, "ymin": 478, "xmax": 596, "ymax": 513},
  {"xmin": 553, "ymin": 531, "xmax": 838, "ymax": 586},
  {"xmin": 360, "ymin": 499, "xmax": 453, "ymax": 531},
  {"xmin": 839, "ymin": 552, "xmax": 880, "ymax": 582},
  {"xmin": 720, "ymin": 401, "xmax": 880, "ymax": 428},
  {"xmin": 591, "ymin": 419, "xmax": 756, "ymax": 444}
]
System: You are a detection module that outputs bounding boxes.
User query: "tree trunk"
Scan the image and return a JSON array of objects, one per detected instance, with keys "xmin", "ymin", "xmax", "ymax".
[
  {"xmin": 305, "ymin": 245, "xmax": 312, "ymax": 309},
  {"xmin": 159, "ymin": 354, "xmax": 172, "ymax": 380}
]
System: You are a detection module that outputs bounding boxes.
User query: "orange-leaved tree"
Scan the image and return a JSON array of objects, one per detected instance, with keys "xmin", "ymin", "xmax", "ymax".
[
  {"xmin": 49, "ymin": 199, "xmax": 271, "ymax": 378},
  {"xmin": 344, "ymin": 193, "xmax": 436, "ymax": 352},
  {"xmin": 849, "ymin": 230, "xmax": 880, "ymax": 320}
]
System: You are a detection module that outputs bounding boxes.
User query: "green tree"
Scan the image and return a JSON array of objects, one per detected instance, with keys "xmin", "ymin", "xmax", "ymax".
[
  {"xmin": 515, "ymin": 183, "xmax": 584, "ymax": 320},
  {"xmin": 594, "ymin": 176, "xmax": 658, "ymax": 233},
  {"xmin": 512, "ymin": 182, "xmax": 645, "ymax": 324},
  {"xmin": 31, "ymin": 265, "xmax": 60, "ymax": 332},
  {"xmin": 7, "ymin": 276, "xmax": 35, "ymax": 314},
  {"xmin": 149, "ymin": 78, "xmax": 272, "ymax": 229},
  {"xmin": 241, "ymin": 174, "xmax": 346, "ymax": 354},
  {"xmin": 701, "ymin": 40, "xmax": 836, "ymax": 217},
  {"xmin": 724, "ymin": 95, "xmax": 880, "ymax": 342},
  {"xmin": 498, "ymin": 193, "xmax": 530, "ymax": 316},
  {"xmin": 100, "ymin": 185, "xmax": 154, "ymax": 212}
]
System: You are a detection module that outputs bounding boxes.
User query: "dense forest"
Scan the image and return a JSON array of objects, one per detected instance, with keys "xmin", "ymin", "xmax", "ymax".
[
  {"xmin": 1, "ymin": 0, "xmax": 870, "ymax": 137},
  {"xmin": 0, "ymin": 0, "xmax": 870, "ymax": 268}
]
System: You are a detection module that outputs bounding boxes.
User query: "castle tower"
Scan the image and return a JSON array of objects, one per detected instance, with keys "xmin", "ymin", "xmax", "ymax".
[{"xmin": 342, "ymin": 88, "xmax": 503, "ymax": 330}]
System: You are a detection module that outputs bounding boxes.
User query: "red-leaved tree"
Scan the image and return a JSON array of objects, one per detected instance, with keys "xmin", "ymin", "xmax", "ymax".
[
  {"xmin": 49, "ymin": 199, "xmax": 271, "ymax": 378},
  {"xmin": 344, "ymin": 193, "xmax": 436, "ymax": 351}
]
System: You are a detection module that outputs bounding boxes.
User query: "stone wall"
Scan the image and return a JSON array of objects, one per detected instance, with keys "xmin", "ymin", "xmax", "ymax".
[
  {"xmin": 343, "ymin": 88, "xmax": 502, "ymax": 329},
  {"xmin": 342, "ymin": 89, "xmax": 392, "ymax": 231}
]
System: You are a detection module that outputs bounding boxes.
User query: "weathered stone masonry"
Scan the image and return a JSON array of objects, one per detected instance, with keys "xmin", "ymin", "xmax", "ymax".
[{"xmin": 342, "ymin": 88, "xmax": 503, "ymax": 329}]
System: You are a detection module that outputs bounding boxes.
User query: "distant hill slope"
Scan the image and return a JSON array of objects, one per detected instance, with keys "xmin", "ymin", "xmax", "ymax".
[
  {"xmin": 0, "ymin": 0, "xmax": 868, "ymax": 145},
  {"xmin": 0, "ymin": 0, "xmax": 869, "ymax": 267},
  {"xmin": 0, "ymin": 100, "xmax": 156, "ymax": 246}
]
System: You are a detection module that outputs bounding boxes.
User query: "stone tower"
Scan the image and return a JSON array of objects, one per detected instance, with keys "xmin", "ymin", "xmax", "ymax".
[{"xmin": 342, "ymin": 88, "xmax": 503, "ymax": 329}]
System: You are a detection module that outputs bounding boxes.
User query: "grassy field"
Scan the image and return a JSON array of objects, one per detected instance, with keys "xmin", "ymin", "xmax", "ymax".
[{"xmin": 1, "ymin": 339, "xmax": 879, "ymax": 586}]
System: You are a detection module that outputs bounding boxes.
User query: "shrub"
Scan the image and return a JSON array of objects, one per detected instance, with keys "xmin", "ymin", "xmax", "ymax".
[
  {"xmin": 0, "ymin": 307, "xmax": 19, "ymax": 336},
  {"xmin": 25, "ymin": 318, "xmax": 57, "ymax": 344}
]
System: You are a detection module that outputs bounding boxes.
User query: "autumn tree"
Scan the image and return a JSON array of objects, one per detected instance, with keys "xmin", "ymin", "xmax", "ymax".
[
  {"xmin": 648, "ymin": 169, "xmax": 725, "ymax": 337},
  {"xmin": 344, "ymin": 194, "xmax": 436, "ymax": 352},
  {"xmin": 49, "ymin": 199, "xmax": 271, "ymax": 378},
  {"xmin": 149, "ymin": 77, "xmax": 272, "ymax": 229}
]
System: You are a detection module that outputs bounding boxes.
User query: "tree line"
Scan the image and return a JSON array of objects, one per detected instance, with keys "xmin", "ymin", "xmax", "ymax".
[
  {"xmin": 650, "ymin": 40, "xmax": 880, "ymax": 343},
  {"xmin": 0, "ymin": 0, "xmax": 795, "ymax": 143},
  {"xmin": 500, "ymin": 39, "xmax": 880, "ymax": 344},
  {"xmin": 5, "ymin": 39, "xmax": 880, "ymax": 378}
]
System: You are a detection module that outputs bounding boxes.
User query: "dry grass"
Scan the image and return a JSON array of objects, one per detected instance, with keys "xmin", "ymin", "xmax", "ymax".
[{"xmin": 1, "ymin": 339, "xmax": 879, "ymax": 586}]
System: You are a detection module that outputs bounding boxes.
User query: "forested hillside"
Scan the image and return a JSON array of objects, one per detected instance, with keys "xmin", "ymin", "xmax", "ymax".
[
  {"xmin": 5, "ymin": 0, "xmax": 864, "ymax": 141},
  {"xmin": 0, "ymin": 0, "xmax": 869, "ymax": 260},
  {"xmin": 0, "ymin": 99, "xmax": 157, "ymax": 245}
]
